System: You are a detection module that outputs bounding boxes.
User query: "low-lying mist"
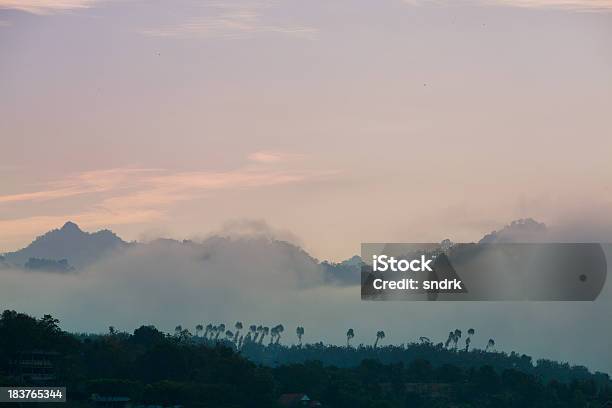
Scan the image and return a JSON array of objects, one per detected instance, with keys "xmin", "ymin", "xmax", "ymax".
[{"xmin": 1, "ymin": 220, "xmax": 611, "ymax": 374}]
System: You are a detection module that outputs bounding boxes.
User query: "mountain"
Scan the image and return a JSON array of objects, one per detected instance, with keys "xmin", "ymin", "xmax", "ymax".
[
  {"xmin": 3, "ymin": 221, "xmax": 128, "ymax": 270},
  {"xmin": 479, "ymin": 218, "xmax": 548, "ymax": 243},
  {"xmin": 2, "ymin": 218, "xmax": 547, "ymax": 276},
  {"xmin": 321, "ymin": 255, "xmax": 363, "ymax": 285}
]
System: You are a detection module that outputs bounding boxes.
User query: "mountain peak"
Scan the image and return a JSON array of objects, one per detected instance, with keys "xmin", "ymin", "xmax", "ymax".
[
  {"xmin": 4, "ymin": 222, "xmax": 127, "ymax": 270},
  {"xmin": 479, "ymin": 218, "xmax": 547, "ymax": 243},
  {"xmin": 60, "ymin": 221, "xmax": 82, "ymax": 233}
]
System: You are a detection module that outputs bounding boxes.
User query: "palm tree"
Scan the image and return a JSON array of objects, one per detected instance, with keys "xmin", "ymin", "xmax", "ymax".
[
  {"xmin": 225, "ymin": 330, "xmax": 234, "ymax": 341},
  {"xmin": 254, "ymin": 325, "xmax": 263, "ymax": 343},
  {"xmin": 259, "ymin": 326, "xmax": 269, "ymax": 344},
  {"xmin": 195, "ymin": 324, "xmax": 204, "ymax": 337},
  {"xmin": 174, "ymin": 325, "xmax": 182, "ymax": 337},
  {"xmin": 275, "ymin": 324, "xmax": 285, "ymax": 344},
  {"xmin": 269, "ymin": 327, "xmax": 277, "ymax": 345},
  {"xmin": 486, "ymin": 338, "xmax": 495, "ymax": 351},
  {"xmin": 374, "ymin": 330, "xmax": 385, "ymax": 347},
  {"xmin": 453, "ymin": 329, "xmax": 462, "ymax": 350},
  {"xmin": 204, "ymin": 324, "xmax": 213, "ymax": 339},
  {"xmin": 244, "ymin": 324, "xmax": 257, "ymax": 343},
  {"xmin": 296, "ymin": 326, "xmax": 305, "ymax": 345},
  {"xmin": 215, "ymin": 324, "xmax": 225, "ymax": 341},
  {"xmin": 419, "ymin": 336, "xmax": 431, "ymax": 345},
  {"xmin": 346, "ymin": 328, "xmax": 355, "ymax": 347},
  {"xmin": 177, "ymin": 328, "xmax": 192, "ymax": 342},
  {"xmin": 234, "ymin": 322, "xmax": 243, "ymax": 342},
  {"xmin": 444, "ymin": 331, "xmax": 454, "ymax": 348},
  {"xmin": 465, "ymin": 328, "xmax": 475, "ymax": 351},
  {"xmin": 247, "ymin": 325, "xmax": 257, "ymax": 343},
  {"xmin": 465, "ymin": 337, "xmax": 471, "ymax": 352}
]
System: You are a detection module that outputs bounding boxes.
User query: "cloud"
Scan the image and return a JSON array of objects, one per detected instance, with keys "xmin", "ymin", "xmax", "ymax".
[
  {"xmin": 0, "ymin": 154, "xmax": 337, "ymax": 248},
  {"xmin": 404, "ymin": 0, "xmax": 612, "ymax": 11},
  {"xmin": 0, "ymin": 0, "xmax": 101, "ymax": 15},
  {"xmin": 0, "ymin": 164, "xmax": 318, "ymax": 206},
  {"xmin": 213, "ymin": 218, "xmax": 305, "ymax": 247},
  {"xmin": 1, "ymin": 235, "xmax": 611, "ymax": 374},
  {"xmin": 139, "ymin": 1, "xmax": 318, "ymax": 40},
  {"xmin": 247, "ymin": 151, "xmax": 304, "ymax": 164},
  {"xmin": 0, "ymin": 168, "xmax": 157, "ymax": 204}
]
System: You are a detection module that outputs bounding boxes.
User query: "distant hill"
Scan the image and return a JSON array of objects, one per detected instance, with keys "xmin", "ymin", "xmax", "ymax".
[
  {"xmin": 479, "ymin": 218, "xmax": 548, "ymax": 243},
  {"xmin": 2, "ymin": 218, "xmax": 547, "ymax": 276},
  {"xmin": 321, "ymin": 255, "xmax": 363, "ymax": 285},
  {"xmin": 3, "ymin": 221, "xmax": 128, "ymax": 270},
  {"xmin": 1, "ymin": 222, "xmax": 360, "ymax": 279}
]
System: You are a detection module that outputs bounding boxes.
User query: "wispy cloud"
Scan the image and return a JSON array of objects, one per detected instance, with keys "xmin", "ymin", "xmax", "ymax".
[
  {"xmin": 248, "ymin": 150, "xmax": 304, "ymax": 164},
  {"xmin": 0, "ymin": 168, "xmax": 157, "ymax": 204},
  {"xmin": 404, "ymin": 0, "xmax": 612, "ymax": 11},
  {"xmin": 0, "ymin": 0, "xmax": 101, "ymax": 15},
  {"xmin": 0, "ymin": 153, "xmax": 336, "ymax": 247},
  {"xmin": 140, "ymin": 1, "xmax": 318, "ymax": 40}
]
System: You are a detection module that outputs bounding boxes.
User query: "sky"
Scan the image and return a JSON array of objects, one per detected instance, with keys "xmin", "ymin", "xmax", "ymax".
[
  {"xmin": 1, "ymin": 0, "xmax": 612, "ymax": 375},
  {"xmin": 1, "ymin": 0, "xmax": 612, "ymax": 261}
]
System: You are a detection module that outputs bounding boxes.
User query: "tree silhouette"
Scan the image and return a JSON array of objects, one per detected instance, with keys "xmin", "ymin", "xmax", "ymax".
[
  {"xmin": 258, "ymin": 326, "xmax": 269, "ymax": 344},
  {"xmin": 453, "ymin": 329, "xmax": 462, "ymax": 350},
  {"xmin": 234, "ymin": 322, "xmax": 243, "ymax": 342},
  {"xmin": 374, "ymin": 330, "xmax": 385, "ymax": 347},
  {"xmin": 246, "ymin": 324, "xmax": 256, "ymax": 343},
  {"xmin": 445, "ymin": 331, "xmax": 454, "ymax": 348},
  {"xmin": 346, "ymin": 328, "xmax": 355, "ymax": 347},
  {"xmin": 486, "ymin": 338, "xmax": 495, "ymax": 351},
  {"xmin": 465, "ymin": 328, "xmax": 475, "ymax": 351},
  {"xmin": 204, "ymin": 323, "xmax": 213, "ymax": 339},
  {"xmin": 174, "ymin": 325, "xmax": 182, "ymax": 337},
  {"xmin": 267, "ymin": 325, "xmax": 284, "ymax": 345},
  {"xmin": 275, "ymin": 324, "xmax": 285, "ymax": 344},
  {"xmin": 215, "ymin": 324, "xmax": 225, "ymax": 341},
  {"xmin": 177, "ymin": 328, "xmax": 192, "ymax": 342},
  {"xmin": 195, "ymin": 324, "xmax": 203, "ymax": 337},
  {"xmin": 269, "ymin": 326, "xmax": 278, "ymax": 345},
  {"xmin": 296, "ymin": 326, "xmax": 304, "ymax": 346}
]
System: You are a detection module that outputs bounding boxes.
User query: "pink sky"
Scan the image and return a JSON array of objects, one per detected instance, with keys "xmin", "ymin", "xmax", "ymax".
[{"xmin": 1, "ymin": 0, "xmax": 611, "ymax": 260}]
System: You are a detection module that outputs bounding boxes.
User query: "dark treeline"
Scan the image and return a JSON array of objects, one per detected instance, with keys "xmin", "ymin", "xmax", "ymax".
[
  {"xmin": 178, "ymin": 322, "xmax": 610, "ymax": 387},
  {"xmin": 1, "ymin": 310, "xmax": 611, "ymax": 408}
]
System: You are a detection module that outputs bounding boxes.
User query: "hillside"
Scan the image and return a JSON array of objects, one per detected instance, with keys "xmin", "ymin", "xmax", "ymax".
[{"xmin": 3, "ymin": 221, "xmax": 128, "ymax": 270}]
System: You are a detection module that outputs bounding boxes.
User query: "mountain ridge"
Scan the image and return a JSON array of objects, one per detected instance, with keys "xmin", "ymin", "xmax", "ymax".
[
  {"xmin": 3, "ymin": 221, "xmax": 129, "ymax": 270},
  {"xmin": 1, "ymin": 222, "xmax": 361, "ymax": 283},
  {"xmin": 2, "ymin": 219, "xmax": 547, "ymax": 278}
]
